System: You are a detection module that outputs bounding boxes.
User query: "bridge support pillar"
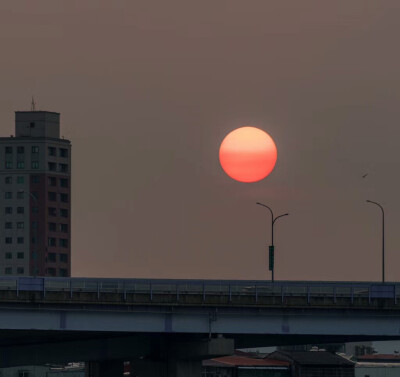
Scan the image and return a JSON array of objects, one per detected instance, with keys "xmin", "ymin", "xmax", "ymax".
[
  {"xmin": 131, "ymin": 359, "xmax": 202, "ymax": 377},
  {"xmin": 132, "ymin": 360, "xmax": 167, "ymax": 377},
  {"xmin": 131, "ymin": 337, "xmax": 234, "ymax": 377},
  {"xmin": 85, "ymin": 360, "xmax": 124, "ymax": 377},
  {"xmin": 168, "ymin": 359, "xmax": 202, "ymax": 377}
]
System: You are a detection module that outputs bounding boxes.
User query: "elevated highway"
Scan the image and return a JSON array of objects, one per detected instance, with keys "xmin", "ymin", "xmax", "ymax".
[{"xmin": 0, "ymin": 277, "xmax": 399, "ymax": 375}]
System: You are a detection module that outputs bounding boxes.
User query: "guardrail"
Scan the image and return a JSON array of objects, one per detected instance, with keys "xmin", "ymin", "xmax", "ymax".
[{"xmin": 0, "ymin": 277, "xmax": 395, "ymax": 306}]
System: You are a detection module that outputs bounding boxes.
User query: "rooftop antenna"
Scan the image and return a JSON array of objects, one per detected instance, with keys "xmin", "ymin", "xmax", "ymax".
[{"xmin": 31, "ymin": 96, "xmax": 36, "ymax": 111}]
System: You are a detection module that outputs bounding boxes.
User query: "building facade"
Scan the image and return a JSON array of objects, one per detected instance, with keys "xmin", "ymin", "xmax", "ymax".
[
  {"xmin": 355, "ymin": 363, "xmax": 400, "ymax": 377},
  {"xmin": 0, "ymin": 111, "xmax": 71, "ymax": 277}
]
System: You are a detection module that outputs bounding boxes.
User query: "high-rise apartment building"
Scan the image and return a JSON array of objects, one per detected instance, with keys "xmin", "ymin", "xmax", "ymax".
[{"xmin": 0, "ymin": 111, "xmax": 71, "ymax": 277}]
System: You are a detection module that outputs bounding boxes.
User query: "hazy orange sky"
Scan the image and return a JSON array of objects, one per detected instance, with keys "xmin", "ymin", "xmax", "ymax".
[{"xmin": 1, "ymin": 1, "xmax": 400, "ymax": 281}]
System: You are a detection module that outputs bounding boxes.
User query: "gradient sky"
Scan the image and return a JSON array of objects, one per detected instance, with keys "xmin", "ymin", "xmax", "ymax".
[{"xmin": 1, "ymin": 1, "xmax": 400, "ymax": 281}]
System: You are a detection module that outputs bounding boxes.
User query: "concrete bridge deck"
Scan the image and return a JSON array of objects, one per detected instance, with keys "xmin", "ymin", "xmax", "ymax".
[{"xmin": 0, "ymin": 277, "xmax": 399, "ymax": 374}]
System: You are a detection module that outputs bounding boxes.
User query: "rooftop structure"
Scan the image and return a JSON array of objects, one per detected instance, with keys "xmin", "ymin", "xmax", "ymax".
[
  {"xmin": 268, "ymin": 351, "xmax": 355, "ymax": 377},
  {"xmin": 203, "ymin": 352, "xmax": 290, "ymax": 377}
]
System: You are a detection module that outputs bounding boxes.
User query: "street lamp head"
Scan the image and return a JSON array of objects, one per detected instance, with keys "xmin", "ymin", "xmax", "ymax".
[
  {"xmin": 256, "ymin": 202, "xmax": 274, "ymax": 215},
  {"xmin": 365, "ymin": 198, "xmax": 385, "ymax": 283},
  {"xmin": 366, "ymin": 200, "xmax": 384, "ymax": 210}
]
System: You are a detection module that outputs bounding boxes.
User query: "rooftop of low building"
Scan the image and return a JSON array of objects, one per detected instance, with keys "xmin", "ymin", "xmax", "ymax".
[
  {"xmin": 203, "ymin": 353, "xmax": 290, "ymax": 368},
  {"xmin": 268, "ymin": 350, "xmax": 355, "ymax": 366}
]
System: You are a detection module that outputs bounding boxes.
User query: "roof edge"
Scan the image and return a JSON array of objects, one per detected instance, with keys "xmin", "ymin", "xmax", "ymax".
[{"xmin": 15, "ymin": 111, "xmax": 60, "ymax": 115}]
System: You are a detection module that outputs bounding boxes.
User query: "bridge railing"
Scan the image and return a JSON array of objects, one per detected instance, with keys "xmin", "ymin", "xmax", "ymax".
[
  {"xmin": 0, "ymin": 278, "xmax": 17, "ymax": 290},
  {"xmin": 1, "ymin": 277, "xmax": 398, "ymax": 306}
]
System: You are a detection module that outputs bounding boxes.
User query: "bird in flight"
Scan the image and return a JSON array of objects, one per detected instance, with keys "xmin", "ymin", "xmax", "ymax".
[{"xmin": 362, "ymin": 173, "xmax": 368, "ymax": 178}]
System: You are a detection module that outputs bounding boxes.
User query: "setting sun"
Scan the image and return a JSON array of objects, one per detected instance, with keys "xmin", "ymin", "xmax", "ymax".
[{"xmin": 219, "ymin": 126, "xmax": 277, "ymax": 182}]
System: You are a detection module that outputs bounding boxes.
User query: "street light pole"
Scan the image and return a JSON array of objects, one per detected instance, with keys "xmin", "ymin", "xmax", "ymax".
[
  {"xmin": 256, "ymin": 202, "xmax": 289, "ymax": 282},
  {"xmin": 366, "ymin": 200, "xmax": 385, "ymax": 283}
]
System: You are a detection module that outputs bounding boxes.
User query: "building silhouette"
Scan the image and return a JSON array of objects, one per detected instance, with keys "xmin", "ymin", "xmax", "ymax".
[{"xmin": 0, "ymin": 110, "xmax": 71, "ymax": 277}]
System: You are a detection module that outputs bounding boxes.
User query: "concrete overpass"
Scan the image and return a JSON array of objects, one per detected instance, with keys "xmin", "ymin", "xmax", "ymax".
[{"xmin": 0, "ymin": 277, "xmax": 399, "ymax": 376}]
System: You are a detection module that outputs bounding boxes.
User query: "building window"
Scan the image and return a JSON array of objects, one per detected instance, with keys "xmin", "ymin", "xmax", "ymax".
[
  {"xmin": 17, "ymin": 267, "xmax": 24, "ymax": 274},
  {"xmin": 59, "ymin": 268, "xmax": 68, "ymax": 277},
  {"xmin": 59, "ymin": 224, "xmax": 68, "ymax": 232},
  {"xmin": 5, "ymin": 176, "xmax": 12, "ymax": 184},
  {"xmin": 17, "ymin": 222, "xmax": 24, "ymax": 229},
  {"xmin": 59, "ymin": 163, "xmax": 68, "ymax": 173},
  {"xmin": 5, "ymin": 222, "xmax": 12, "ymax": 229},
  {"xmin": 5, "ymin": 192, "xmax": 12, "ymax": 199},
  {"xmin": 17, "ymin": 237, "xmax": 24, "ymax": 244},
  {"xmin": 59, "ymin": 239, "xmax": 69, "ymax": 248},
  {"xmin": 17, "ymin": 162, "xmax": 25, "ymax": 169},
  {"xmin": 48, "ymin": 147, "xmax": 56, "ymax": 156},
  {"xmin": 5, "ymin": 252, "xmax": 12, "ymax": 259},
  {"xmin": 31, "ymin": 176, "xmax": 40, "ymax": 183},
  {"xmin": 18, "ymin": 371, "xmax": 30, "ymax": 377},
  {"xmin": 60, "ymin": 208, "xmax": 68, "ymax": 217},
  {"xmin": 32, "ymin": 221, "xmax": 38, "ymax": 229},
  {"xmin": 31, "ymin": 146, "xmax": 39, "ymax": 153},
  {"xmin": 17, "ymin": 146, "xmax": 24, "ymax": 154},
  {"xmin": 60, "ymin": 178, "xmax": 68, "ymax": 188},
  {"xmin": 17, "ymin": 252, "xmax": 24, "ymax": 259},
  {"xmin": 59, "ymin": 148, "xmax": 68, "ymax": 158},
  {"xmin": 5, "ymin": 161, "xmax": 12, "ymax": 169},
  {"xmin": 17, "ymin": 207, "xmax": 24, "ymax": 214},
  {"xmin": 48, "ymin": 177, "xmax": 57, "ymax": 186},
  {"xmin": 48, "ymin": 253, "xmax": 56, "ymax": 262},
  {"xmin": 60, "ymin": 193, "xmax": 69, "ymax": 203},
  {"xmin": 5, "ymin": 237, "xmax": 12, "ymax": 244},
  {"xmin": 48, "ymin": 162, "xmax": 56, "ymax": 171},
  {"xmin": 31, "ymin": 237, "xmax": 37, "ymax": 244},
  {"xmin": 48, "ymin": 223, "xmax": 56, "ymax": 232},
  {"xmin": 5, "ymin": 207, "xmax": 12, "ymax": 214},
  {"xmin": 5, "ymin": 267, "xmax": 12, "ymax": 275},
  {"xmin": 32, "ymin": 207, "xmax": 39, "ymax": 214},
  {"xmin": 31, "ymin": 161, "xmax": 39, "ymax": 169},
  {"xmin": 17, "ymin": 176, "xmax": 24, "ymax": 184},
  {"xmin": 47, "ymin": 268, "xmax": 56, "ymax": 276},
  {"xmin": 16, "ymin": 192, "xmax": 24, "ymax": 199},
  {"xmin": 48, "ymin": 237, "xmax": 56, "ymax": 247},
  {"xmin": 48, "ymin": 207, "xmax": 57, "ymax": 216},
  {"xmin": 48, "ymin": 192, "xmax": 57, "ymax": 201},
  {"xmin": 5, "ymin": 147, "xmax": 12, "ymax": 154},
  {"xmin": 60, "ymin": 254, "xmax": 68, "ymax": 263}
]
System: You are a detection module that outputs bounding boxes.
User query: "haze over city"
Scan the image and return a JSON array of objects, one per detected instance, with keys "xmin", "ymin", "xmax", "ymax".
[{"xmin": 1, "ymin": 1, "xmax": 400, "ymax": 281}]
